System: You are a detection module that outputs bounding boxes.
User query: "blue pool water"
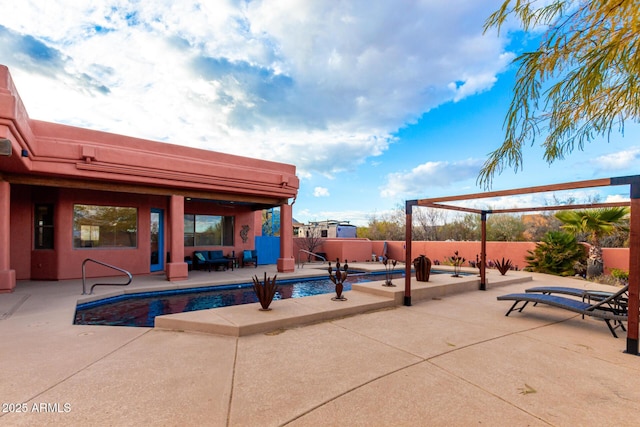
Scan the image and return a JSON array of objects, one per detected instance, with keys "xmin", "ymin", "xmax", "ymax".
[{"xmin": 74, "ymin": 269, "xmax": 460, "ymax": 327}]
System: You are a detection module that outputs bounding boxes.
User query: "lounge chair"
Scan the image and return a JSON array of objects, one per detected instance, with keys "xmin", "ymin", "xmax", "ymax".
[
  {"xmin": 525, "ymin": 286, "xmax": 613, "ymax": 299},
  {"xmin": 497, "ymin": 284, "xmax": 629, "ymax": 338}
]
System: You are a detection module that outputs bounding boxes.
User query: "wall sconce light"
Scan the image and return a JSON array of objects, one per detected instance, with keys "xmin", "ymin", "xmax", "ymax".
[{"xmin": 0, "ymin": 138, "xmax": 11, "ymax": 156}]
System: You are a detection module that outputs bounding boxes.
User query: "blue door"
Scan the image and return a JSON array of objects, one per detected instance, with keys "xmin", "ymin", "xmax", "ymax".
[
  {"xmin": 255, "ymin": 236, "xmax": 280, "ymax": 265},
  {"xmin": 150, "ymin": 209, "xmax": 164, "ymax": 272}
]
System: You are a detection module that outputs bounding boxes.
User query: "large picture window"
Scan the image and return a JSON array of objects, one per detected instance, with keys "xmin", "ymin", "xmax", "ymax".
[
  {"xmin": 73, "ymin": 205, "xmax": 138, "ymax": 248},
  {"xmin": 184, "ymin": 214, "xmax": 234, "ymax": 246}
]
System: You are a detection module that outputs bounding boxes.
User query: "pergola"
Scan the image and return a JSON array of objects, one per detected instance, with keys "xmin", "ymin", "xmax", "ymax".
[{"xmin": 404, "ymin": 175, "xmax": 640, "ymax": 356}]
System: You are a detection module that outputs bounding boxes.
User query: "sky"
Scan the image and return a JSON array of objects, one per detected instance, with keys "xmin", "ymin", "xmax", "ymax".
[{"xmin": 1, "ymin": 0, "xmax": 638, "ymax": 226}]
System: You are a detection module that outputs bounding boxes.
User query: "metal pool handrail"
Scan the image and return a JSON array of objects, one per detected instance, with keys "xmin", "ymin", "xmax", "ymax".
[
  {"xmin": 82, "ymin": 258, "xmax": 133, "ymax": 295},
  {"xmin": 298, "ymin": 249, "xmax": 327, "ymax": 269}
]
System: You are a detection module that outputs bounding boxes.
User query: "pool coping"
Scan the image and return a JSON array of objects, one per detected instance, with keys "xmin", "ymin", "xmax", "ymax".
[{"xmin": 154, "ymin": 273, "xmax": 532, "ymax": 336}]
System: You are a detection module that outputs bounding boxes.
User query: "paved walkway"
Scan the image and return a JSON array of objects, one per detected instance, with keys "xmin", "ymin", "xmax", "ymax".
[{"xmin": 1, "ymin": 266, "xmax": 639, "ymax": 426}]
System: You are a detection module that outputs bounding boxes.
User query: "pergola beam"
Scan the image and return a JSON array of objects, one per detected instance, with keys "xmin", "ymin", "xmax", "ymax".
[
  {"xmin": 420, "ymin": 177, "xmax": 612, "ymax": 204},
  {"xmin": 405, "ymin": 175, "xmax": 639, "ymax": 356}
]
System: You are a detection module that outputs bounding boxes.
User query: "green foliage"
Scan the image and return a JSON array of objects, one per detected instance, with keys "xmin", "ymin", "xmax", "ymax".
[
  {"xmin": 525, "ymin": 231, "xmax": 586, "ymax": 276},
  {"xmin": 610, "ymin": 268, "xmax": 629, "ymax": 283},
  {"xmin": 360, "ymin": 208, "xmax": 405, "ymax": 241},
  {"xmin": 555, "ymin": 207, "xmax": 629, "ymax": 277},
  {"xmin": 439, "ymin": 214, "xmax": 480, "ymax": 241},
  {"xmin": 479, "ymin": 0, "xmax": 640, "ymax": 187},
  {"xmin": 555, "ymin": 207, "xmax": 629, "ymax": 246},
  {"xmin": 487, "ymin": 214, "xmax": 526, "ymax": 241}
]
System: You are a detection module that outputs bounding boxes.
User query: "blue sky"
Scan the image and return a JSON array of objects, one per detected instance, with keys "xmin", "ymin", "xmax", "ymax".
[{"xmin": 1, "ymin": 1, "xmax": 638, "ymax": 225}]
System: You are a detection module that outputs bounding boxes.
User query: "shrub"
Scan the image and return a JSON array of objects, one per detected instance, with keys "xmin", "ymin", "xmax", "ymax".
[
  {"xmin": 610, "ymin": 268, "xmax": 629, "ymax": 283},
  {"xmin": 525, "ymin": 231, "xmax": 586, "ymax": 276}
]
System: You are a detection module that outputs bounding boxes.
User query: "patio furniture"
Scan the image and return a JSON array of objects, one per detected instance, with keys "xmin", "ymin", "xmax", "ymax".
[
  {"xmin": 193, "ymin": 250, "xmax": 230, "ymax": 271},
  {"xmin": 497, "ymin": 284, "xmax": 629, "ymax": 338},
  {"xmin": 525, "ymin": 286, "xmax": 612, "ymax": 298},
  {"xmin": 242, "ymin": 250, "xmax": 258, "ymax": 268}
]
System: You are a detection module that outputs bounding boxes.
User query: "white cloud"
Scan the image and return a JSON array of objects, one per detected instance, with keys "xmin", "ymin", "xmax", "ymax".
[
  {"xmin": 313, "ymin": 186, "xmax": 330, "ymax": 197},
  {"xmin": 380, "ymin": 158, "xmax": 484, "ymax": 199},
  {"xmin": 0, "ymin": 0, "xmax": 511, "ymax": 179},
  {"xmin": 592, "ymin": 148, "xmax": 640, "ymax": 171}
]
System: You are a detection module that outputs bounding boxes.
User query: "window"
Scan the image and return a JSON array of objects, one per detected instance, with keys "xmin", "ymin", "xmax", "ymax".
[
  {"xmin": 73, "ymin": 205, "xmax": 138, "ymax": 248},
  {"xmin": 184, "ymin": 214, "xmax": 234, "ymax": 246},
  {"xmin": 34, "ymin": 204, "xmax": 54, "ymax": 249},
  {"xmin": 321, "ymin": 229, "xmax": 328, "ymax": 238}
]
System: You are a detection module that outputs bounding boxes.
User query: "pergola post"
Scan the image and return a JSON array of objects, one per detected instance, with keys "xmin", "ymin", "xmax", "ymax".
[
  {"xmin": 480, "ymin": 211, "xmax": 487, "ymax": 291},
  {"xmin": 404, "ymin": 200, "xmax": 416, "ymax": 306},
  {"xmin": 410, "ymin": 175, "xmax": 639, "ymax": 356},
  {"xmin": 627, "ymin": 186, "xmax": 640, "ymax": 355}
]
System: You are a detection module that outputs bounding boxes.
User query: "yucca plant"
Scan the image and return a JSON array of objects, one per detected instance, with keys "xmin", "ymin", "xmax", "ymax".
[{"xmin": 525, "ymin": 231, "xmax": 586, "ymax": 276}]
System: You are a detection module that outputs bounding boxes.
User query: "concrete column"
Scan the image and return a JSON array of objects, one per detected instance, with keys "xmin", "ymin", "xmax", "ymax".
[
  {"xmin": 277, "ymin": 203, "xmax": 295, "ymax": 272},
  {"xmin": 166, "ymin": 195, "xmax": 188, "ymax": 281},
  {"xmin": 0, "ymin": 180, "xmax": 16, "ymax": 292}
]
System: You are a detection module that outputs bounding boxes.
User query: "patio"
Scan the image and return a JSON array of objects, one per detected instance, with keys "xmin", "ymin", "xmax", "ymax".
[{"xmin": 1, "ymin": 266, "xmax": 639, "ymax": 425}]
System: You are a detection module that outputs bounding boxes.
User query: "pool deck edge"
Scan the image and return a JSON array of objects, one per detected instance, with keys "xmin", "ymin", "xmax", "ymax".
[{"xmin": 154, "ymin": 273, "xmax": 532, "ymax": 336}]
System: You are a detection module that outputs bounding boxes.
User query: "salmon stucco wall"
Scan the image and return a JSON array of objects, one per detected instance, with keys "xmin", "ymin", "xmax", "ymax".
[{"xmin": 297, "ymin": 238, "xmax": 630, "ymax": 275}]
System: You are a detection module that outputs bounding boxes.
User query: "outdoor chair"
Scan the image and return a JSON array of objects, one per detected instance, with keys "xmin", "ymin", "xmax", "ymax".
[
  {"xmin": 242, "ymin": 250, "xmax": 258, "ymax": 268},
  {"xmin": 497, "ymin": 284, "xmax": 629, "ymax": 338}
]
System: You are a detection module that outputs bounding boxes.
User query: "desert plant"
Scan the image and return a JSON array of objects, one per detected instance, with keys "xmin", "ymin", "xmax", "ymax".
[
  {"xmin": 251, "ymin": 273, "xmax": 279, "ymax": 311},
  {"xmin": 493, "ymin": 258, "xmax": 513, "ymax": 275},
  {"xmin": 555, "ymin": 207, "xmax": 629, "ymax": 278},
  {"xmin": 610, "ymin": 268, "xmax": 629, "ymax": 284},
  {"xmin": 525, "ymin": 231, "xmax": 586, "ymax": 276},
  {"xmin": 381, "ymin": 257, "xmax": 397, "ymax": 286},
  {"xmin": 328, "ymin": 259, "xmax": 348, "ymax": 301},
  {"xmin": 448, "ymin": 251, "xmax": 466, "ymax": 277}
]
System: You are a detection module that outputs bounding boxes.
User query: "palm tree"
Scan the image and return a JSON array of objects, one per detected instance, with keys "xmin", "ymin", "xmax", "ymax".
[{"xmin": 555, "ymin": 207, "xmax": 630, "ymax": 278}]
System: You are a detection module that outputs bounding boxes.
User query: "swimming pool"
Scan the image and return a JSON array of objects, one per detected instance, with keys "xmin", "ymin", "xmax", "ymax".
[{"xmin": 74, "ymin": 269, "xmax": 463, "ymax": 327}]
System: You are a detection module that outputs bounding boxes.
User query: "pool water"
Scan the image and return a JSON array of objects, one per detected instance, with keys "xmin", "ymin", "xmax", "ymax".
[
  {"xmin": 74, "ymin": 269, "xmax": 470, "ymax": 327},
  {"xmin": 74, "ymin": 270, "xmax": 410, "ymax": 328}
]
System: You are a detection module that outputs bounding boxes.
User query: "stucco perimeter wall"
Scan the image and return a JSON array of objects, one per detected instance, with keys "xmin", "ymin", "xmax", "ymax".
[
  {"xmin": 302, "ymin": 238, "xmax": 631, "ymax": 273},
  {"xmin": 602, "ymin": 248, "xmax": 629, "ymax": 273},
  {"xmin": 375, "ymin": 241, "xmax": 536, "ymax": 270}
]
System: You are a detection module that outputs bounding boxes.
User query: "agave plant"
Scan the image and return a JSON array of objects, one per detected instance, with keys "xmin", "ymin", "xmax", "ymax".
[
  {"xmin": 251, "ymin": 273, "xmax": 279, "ymax": 311},
  {"xmin": 493, "ymin": 258, "xmax": 513, "ymax": 275}
]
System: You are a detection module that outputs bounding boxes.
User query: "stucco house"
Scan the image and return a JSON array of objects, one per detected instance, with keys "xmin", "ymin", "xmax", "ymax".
[{"xmin": 0, "ymin": 65, "xmax": 299, "ymax": 292}]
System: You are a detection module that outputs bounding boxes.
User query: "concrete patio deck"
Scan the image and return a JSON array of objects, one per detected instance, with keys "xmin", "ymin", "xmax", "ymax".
[{"xmin": 1, "ymin": 265, "xmax": 639, "ymax": 426}]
